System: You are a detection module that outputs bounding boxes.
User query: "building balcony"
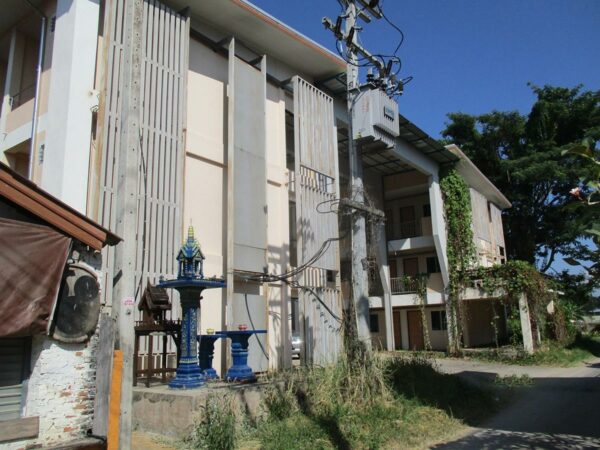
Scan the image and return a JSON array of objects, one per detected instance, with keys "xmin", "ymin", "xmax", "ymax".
[
  {"xmin": 387, "ymin": 219, "xmax": 422, "ymax": 240},
  {"xmin": 387, "ymin": 217, "xmax": 435, "ymax": 253},
  {"xmin": 390, "ymin": 276, "xmax": 417, "ymax": 295}
]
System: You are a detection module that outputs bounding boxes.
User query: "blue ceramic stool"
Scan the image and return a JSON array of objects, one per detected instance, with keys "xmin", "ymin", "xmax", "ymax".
[
  {"xmin": 198, "ymin": 333, "xmax": 226, "ymax": 379},
  {"xmin": 220, "ymin": 330, "xmax": 267, "ymax": 382}
]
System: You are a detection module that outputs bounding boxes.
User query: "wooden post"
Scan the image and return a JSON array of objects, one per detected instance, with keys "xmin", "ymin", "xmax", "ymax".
[
  {"xmin": 92, "ymin": 314, "xmax": 116, "ymax": 437},
  {"xmin": 147, "ymin": 335, "xmax": 153, "ymax": 387}
]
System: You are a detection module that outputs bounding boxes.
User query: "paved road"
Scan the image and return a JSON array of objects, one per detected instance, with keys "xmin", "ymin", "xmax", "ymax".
[{"xmin": 433, "ymin": 357, "xmax": 600, "ymax": 450}]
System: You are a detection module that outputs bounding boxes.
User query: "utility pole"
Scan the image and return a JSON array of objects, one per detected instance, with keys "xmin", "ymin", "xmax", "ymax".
[
  {"xmin": 344, "ymin": 1, "xmax": 371, "ymax": 346},
  {"xmin": 111, "ymin": 1, "xmax": 143, "ymax": 448},
  {"xmin": 324, "ymin": 0, "xmax": 394, "ymax": 347}
]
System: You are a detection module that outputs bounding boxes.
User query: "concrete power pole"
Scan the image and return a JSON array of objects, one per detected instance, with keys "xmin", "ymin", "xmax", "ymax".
[
  {"xmin": 344, "ymin": 1, "xmax": 372, "ymax": 346},
  {"xmin": 111, "ymin": 1, "xmax": 143, "ymax": 448},
  {"xmin": 324, "ymin": 1, "xmax": 396, "ymax": 348}
]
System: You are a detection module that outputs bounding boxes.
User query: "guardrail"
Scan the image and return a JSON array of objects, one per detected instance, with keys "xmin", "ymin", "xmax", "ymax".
[
  {"xmin": 388, "ymin": 219, "xmax": 422, "ymax": 240},
  {"xmin": 390, "ymin": 277, "xmax": 418, "ymax": 294}
]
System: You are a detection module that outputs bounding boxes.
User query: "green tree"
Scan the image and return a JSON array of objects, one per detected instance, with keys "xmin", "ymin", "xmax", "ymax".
[
  {"xmin": 562, "ymin": 139, "xmax": 600, "ymax": 296},
  {"xmin": 442, "ymin": 85, "xmax": 600, "ymax": 273}
]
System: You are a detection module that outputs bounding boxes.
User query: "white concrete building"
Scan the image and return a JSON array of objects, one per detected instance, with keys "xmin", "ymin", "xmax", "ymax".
[
  {"xmin": 0, "ymin": 0, "xmax": 514, "ymax": 445},
  {"xmin": 368, "ymin": 143, "xmax": 511, "ymax": 351}
]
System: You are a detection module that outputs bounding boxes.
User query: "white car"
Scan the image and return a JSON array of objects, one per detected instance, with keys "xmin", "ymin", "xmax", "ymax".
[{"xmin": 292, "ymin": 333, "xmax": 302, "ymax": 359}]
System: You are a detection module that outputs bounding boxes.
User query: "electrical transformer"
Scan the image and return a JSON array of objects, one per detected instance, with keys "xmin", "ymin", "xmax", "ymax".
[{"xmin": 352, "ymin": 88, "xmax": 400, "ymax": 149}]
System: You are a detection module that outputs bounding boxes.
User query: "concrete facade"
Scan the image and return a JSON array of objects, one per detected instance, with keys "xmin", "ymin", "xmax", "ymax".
[
  {"xmin": 41, "ymin": 0, "xmax": 100, "ymax": 213},
  {"xmin": 0, "ymin": 2, "xmax": 517, "ymax": 447}
]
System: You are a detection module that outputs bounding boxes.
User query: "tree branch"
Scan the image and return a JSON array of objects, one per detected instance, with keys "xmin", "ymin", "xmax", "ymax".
[{"xmin": 539, "ymin": 247, "xmax": 558, "ymax": 273}]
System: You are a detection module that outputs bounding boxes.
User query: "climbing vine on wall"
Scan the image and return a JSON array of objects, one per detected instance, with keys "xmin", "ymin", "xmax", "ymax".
[
  {"xmin": 469, "ymin": 260, "xmax": 555, "ymax": 347},
  {"xmin": 403, "ymin": 273, "xmax": 431, "ymax": 351},
  {"xmin": 440, "ymin": 169, "xmax": 557, "ymax": 353},
  {"xmin": 440, "ymin": 168, "xmax": 477, "ymax": 354}
]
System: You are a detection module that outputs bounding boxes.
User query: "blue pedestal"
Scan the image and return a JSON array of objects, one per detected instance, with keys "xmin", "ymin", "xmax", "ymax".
[
  {"xmin": 198, "ymin": 334, "xmax": 226, "ymax": 379},
  {"xmin": 168, "ymin": 294, "xmax": 204, "ymax": 389},
  {"xmin": 157, "ymin": 226, "xmax": 226, "ymax": 389},
  {"xmin": 220, "ymin": 330, "xmax": 267, "ymax": 382}
]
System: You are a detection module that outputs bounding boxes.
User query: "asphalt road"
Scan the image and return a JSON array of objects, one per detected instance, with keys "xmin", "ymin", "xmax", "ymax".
[{"xmin": 433, "ymin": 357, "xmax": 600, "ymax": 450}]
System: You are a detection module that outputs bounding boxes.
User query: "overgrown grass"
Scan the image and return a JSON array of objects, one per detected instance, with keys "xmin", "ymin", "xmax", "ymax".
[
  {"xmin": 386, "ymin": 354, "xmax": 493, "ymax": 425},
  {"xmin": 473, "ymin": 335, "xmax": 600, "ymax": 367},
  {"xmin": 238, "ymin": 354, "xmax": 495, "ymax": 450},
  {"xmin": 181, "ymin": 394, "xmax": 237, "ymax": 450},
  {"xmin": 180, "ymin": 354, "xmax": 498, "ymax": 449},
  {"xmin": 494, "ymin": 374, "xmax": 533, "ymax": 387}
]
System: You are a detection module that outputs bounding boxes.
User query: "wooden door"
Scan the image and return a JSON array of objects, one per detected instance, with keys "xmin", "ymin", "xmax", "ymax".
[
  {"xmin": 389, "ymin": 259, "xmax": 397, "ymax": 278},
  {"xmin": 385, "ymin": 209, "xmax": 394, "ymax": 238},
  {"xmin": 403, "ymin": 258, "xmax": 419, "ymax": 292},
  {"xmin": 403, "ymin": 258, "xmax": 419, "ymax": 277},
  {"xmin": 407, "ymin": 310, "xmax": 424, "ymax": 350},
  {"xmin": 393, "ymin": 310, "xmax": 402, "ymax": 350}
]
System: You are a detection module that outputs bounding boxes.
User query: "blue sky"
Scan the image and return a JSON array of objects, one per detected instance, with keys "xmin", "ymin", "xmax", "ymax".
[
  {"xmin": 250, "ymin": 0, "xmax": 600, "ymax": 139},
  {"xmin": 249, "ymin": 0, "xmax": 600, "ymax": 277}
]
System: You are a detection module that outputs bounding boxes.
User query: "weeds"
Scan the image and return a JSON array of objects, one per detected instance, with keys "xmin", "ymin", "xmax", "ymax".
[
  {"xmin": 494, "ymin": 374, "xmax": 534, "ymax": 387},
  {"xmin": 242, "ymin": 354, "xmax": 492, "ymax": 449},
  {"xmin": 263, "ymin": 381, "xmax": 297, "ymax": 420},
  {"xmin": 183, "ymin": 394, "xmax": 237, "ymax": 450},
  {"xmin": 386, "ymin": 353, "xmax": 494, "ymax": 425},
  {"xmin": 473, "ymin": 335, "xmax": 600, "ymax": 367},
  {"xmin": 181, "ymin": 353, "xmax": 497, "ymax": 449}
]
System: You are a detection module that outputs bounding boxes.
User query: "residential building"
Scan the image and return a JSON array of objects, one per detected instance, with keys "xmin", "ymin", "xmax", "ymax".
[
  {"xmin": 369, "ymin": 143, "xmax": 511, "ymax": 351},
  {"xmin": 1, "ymin": 0, "xmax": 514, "ymax": 446}
]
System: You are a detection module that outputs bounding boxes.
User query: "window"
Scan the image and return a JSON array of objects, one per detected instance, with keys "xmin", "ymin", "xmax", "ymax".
[
  {"xmin": 426, "ymin": 256, "xmax": 441, "ymax": 274},
  {"xmin": 0, "ymin": 338, "xmax": 31, "ymax": 421},
  {"xmin": 431, "ymin": 311, "xmax": 447, "ymax": 331},
  {"xmin": 326, "ymin": 270, "xmax": 335, "ymax": 283},
  {"xmin": 498, "ymin": 246, "xmax": 506, "ymax": 264},
  {"xmin": 385, "ymin": 209, "xmax": 394, "ymax": 237},
  {"xmin": 422, "ymin": 204, "xmax": 431, "ymax": 217},
  {"xmin": 369, "ymin": 314, "xmax": 380, "ymax": 333}
]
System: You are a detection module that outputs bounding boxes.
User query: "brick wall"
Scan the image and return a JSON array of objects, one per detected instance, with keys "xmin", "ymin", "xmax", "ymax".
[
  {"xmin": 4, "ymin": 247, "xmax": 104, "ymax": 450},
  {"xmin": 4, "ymin": 335, "xmax": 99, "ymax": 450}
]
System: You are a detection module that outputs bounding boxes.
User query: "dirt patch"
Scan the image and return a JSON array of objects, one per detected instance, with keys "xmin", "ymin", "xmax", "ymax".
[{"xmin": 132, "ymin": 431, "xmax": 176, "ymax": 450}]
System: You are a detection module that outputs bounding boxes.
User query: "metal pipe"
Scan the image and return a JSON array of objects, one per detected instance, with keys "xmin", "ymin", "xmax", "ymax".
[{"xmin": 28, "ymin": 15, "xmax": 46, "ymax": 181}]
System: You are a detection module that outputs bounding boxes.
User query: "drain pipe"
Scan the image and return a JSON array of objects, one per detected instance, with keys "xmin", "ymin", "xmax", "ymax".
[{"xmin": 26, "ymin": 0, "xmax": 47, "ymax": 181}]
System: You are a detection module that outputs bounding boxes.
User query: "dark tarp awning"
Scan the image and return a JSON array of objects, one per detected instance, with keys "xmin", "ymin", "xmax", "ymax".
[{"xmin": 0, "ymin": 218, "xmax": 71, "ymax": 337}]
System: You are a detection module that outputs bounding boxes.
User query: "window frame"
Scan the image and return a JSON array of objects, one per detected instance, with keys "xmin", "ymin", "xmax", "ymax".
[
  {"xmin": 426, "ymin": 256, "xmax": 441, "ymax": 274},
  {"xmin": 369, "ymin": 313, "xmax": 380, "ymax": 333},
  {"xmin": 431, "ymin": 310, "xmax": 447, "ymax": 331}
]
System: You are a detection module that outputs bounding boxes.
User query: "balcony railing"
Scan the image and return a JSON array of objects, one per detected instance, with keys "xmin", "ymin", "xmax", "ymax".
[
  {"xmin": 388, "ymin": 219, "xmax": 422, "ymax": 240},
  {"xmin": 390, "ymin": 277, "xmax": 418, "ymax": 294}
]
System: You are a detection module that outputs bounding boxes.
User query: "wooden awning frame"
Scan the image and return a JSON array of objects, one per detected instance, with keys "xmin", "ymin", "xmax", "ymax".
[{"xmin": 0, "ymin": 162, "xmax": 121, "ymax": 250}]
